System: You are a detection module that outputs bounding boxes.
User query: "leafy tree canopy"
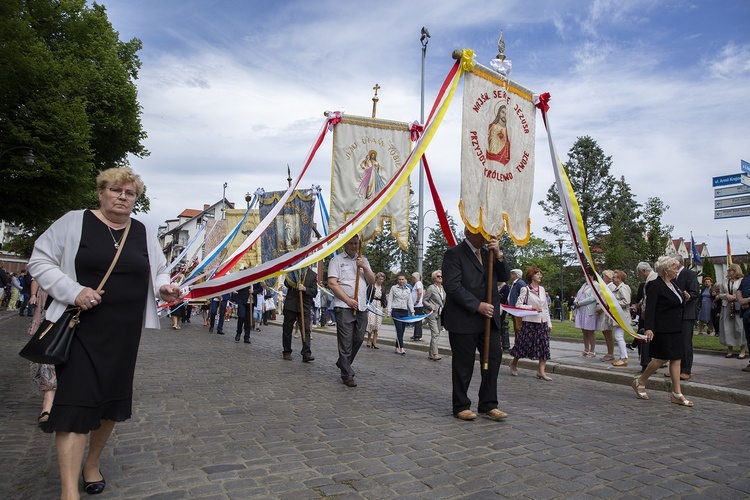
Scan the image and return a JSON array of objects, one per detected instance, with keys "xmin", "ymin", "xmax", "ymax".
[{"xmin": 0, "ymin": 0, "xmax": 148, "ymax": 244}]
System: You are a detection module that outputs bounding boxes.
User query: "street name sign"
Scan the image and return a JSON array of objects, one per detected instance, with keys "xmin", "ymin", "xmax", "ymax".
[{"xmin": 713, "ymin": 174, "xmax": 741, "ymax": 187}]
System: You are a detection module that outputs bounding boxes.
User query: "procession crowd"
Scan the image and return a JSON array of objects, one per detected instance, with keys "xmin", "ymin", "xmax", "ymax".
[{"xmin": 8, "ymin": 166, "xmax": 749, "ymax": 498}]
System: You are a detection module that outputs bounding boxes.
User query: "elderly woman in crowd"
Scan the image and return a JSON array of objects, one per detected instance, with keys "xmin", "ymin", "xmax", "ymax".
[
  {"xmin": 423, "ymin": 269, "xmax": 446, "ymax": 361},
  {"xmin": 697, "ymin": 277, "xmax": 715, "ymax": 335},
  {"xmin": 610, "ymin": 270, "xmax": 632, "ymax": 367},
  {"xmin": 509, "ymin": 267, "xmax": 553, "ymax": 380},
  {"xmin": 365, "ymin": 272, "xmax": 387, "ymax": 349},
  {"xmin": 28, "ymin": 167, "xmax": 181, "ymax": 498},
  {"xmin": 719, "ymin": 264, "xmax": 747, "ymax": 359},
  {"xmin": 574, "ymin": 281, "xmax": 598, "ymax": 358},
  {"xmin": 632, "ymin": 256, "xmax": 693, "ymax": 407},
  {"xmin": 386, "ymin": 272, "xmax": 414, "ymax": 355},
  {"xmin": 596, "ymin": 270, "xmax": 617, "ymax": 362}
]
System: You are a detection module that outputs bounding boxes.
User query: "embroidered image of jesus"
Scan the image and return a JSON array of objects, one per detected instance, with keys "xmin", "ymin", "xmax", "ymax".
[{"xmin": 487, "ymin": 103, "xmax": 510, "ymax": 165}]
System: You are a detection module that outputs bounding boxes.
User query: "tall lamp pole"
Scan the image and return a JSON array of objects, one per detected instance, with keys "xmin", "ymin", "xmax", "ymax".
[
  {"xmin": 417, "ymin": 26, "xmax": 430, "ymax": 277},
  {"xmin": 556, "ymin": 238, "xmax": 564, "ymax": 321},
  {"xmin": 222, "ymin": 182, "xmax": 228, "ymax": 220}
]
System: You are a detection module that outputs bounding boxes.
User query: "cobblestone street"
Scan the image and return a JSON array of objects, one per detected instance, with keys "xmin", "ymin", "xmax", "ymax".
[{"xmin": 2, "ymin": 314, "xmax": 749, "ymax": 498}]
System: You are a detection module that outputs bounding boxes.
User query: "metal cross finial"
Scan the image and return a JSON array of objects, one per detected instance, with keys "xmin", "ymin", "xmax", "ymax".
[
  {"xmin": 371, "ymin": 83, "xmax": 380, "ymax": 119},
  {"xmin": 496, "ymin": 30, "xmax": 506, "ymax": 61}
]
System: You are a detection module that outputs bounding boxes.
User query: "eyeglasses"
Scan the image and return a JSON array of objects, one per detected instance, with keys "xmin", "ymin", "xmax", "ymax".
[
  {"xmin": 108, "ymin": 187, "xmax": 137, "ymax": 199},
  {"xmin": 435, "ymin": 275, "xmax": 443, "ymax": 278}
]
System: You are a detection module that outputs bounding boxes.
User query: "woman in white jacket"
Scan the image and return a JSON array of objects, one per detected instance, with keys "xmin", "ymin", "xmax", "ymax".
[
  {"xmin": 28, "ymin": 167, "xmax": 182, "ymax": 498},
  {"xmin": 509, "ymin": 267, "xmax": 553, "ymax": 380}
]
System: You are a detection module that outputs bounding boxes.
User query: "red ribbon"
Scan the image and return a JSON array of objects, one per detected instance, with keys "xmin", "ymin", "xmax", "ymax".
[
  {"xmin": 410, "ymin": 122, "xmax": 424, "ymax": 142},
  {"xmin": 535, "ymin": 92, "xmax": 551, "ymax": 113}
]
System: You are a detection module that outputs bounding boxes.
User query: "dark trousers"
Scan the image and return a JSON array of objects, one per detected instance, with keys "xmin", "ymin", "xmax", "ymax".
[
  {"xmin": 209, "ymin": 299, "xmax": 226, "ymax": 332},
  {"xmin": 19, "ymin": 292, "xmax": 31, "ymax": 315},
  {"xmin": 638, "ymin": 340, "xmax": 651, "ymax": 369},
  {"xmin": 392, "ymin": 308, "xmax": 408, "ymax": 348},
  {"xmin": 500, "ymin": 312, "xmax": 510, "ymax": 350},
  {"xmin": 681, "ymin": 319, "xmax": 694, "ymax": 374},
  {"xmin": 283, "ymin": 309, "xmax": 312, "ymax": 356},
  {"xmin": 236, "ymin": 303, "xmax": 251, "ymax": 339},
  {"xmin": 412, "ymin": 306, "xmax": 423, "ymax": 339},
  {"xmin": 448, "ymin": 330, "xmax": 502, "ymax": 415},
  {"xmin": 334, "ymin": 307, "xmax": 367, "ymax": 379}
]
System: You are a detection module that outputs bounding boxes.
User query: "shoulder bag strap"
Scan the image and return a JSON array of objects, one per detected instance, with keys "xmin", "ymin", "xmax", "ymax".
[{"xmin": 95, "ymin": 219, "xmax": 131, "ymax": 291}]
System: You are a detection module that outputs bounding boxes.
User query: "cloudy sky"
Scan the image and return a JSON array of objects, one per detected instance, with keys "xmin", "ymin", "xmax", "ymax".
[{"xmin": 103, "ymin": 0, "xmax": 750, "ymax": 256}]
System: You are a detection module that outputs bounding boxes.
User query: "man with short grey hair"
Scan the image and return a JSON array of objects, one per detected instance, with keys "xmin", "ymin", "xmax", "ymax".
[
  {"xmin": 634, "ymin": 262, "xmax": 658, "ymax": 372},
  {"xmin": 507, "ymin": 269, "xmax": 526, "ymax": 333},
  {"xmin": 669, "ymin": 254, "xmax": 699, "ymax": 380}
]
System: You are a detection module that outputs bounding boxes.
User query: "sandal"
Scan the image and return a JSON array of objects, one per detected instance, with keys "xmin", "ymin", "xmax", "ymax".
[
  {"xmin": 631, "ymin": 378, "xmax": 649, "ymax": 400},
  {"xmin": 670, "ymin": 392, "xmax": 693, "ymax": 407},
  {"xmin": 725, "ymin": 353, "xmax": 734, "ymax": 358},
  {"xmin": 37, "ymin": 411, "xmax": 50, "ymax": 426},
  {"xmin": 601, "ymin": 354, "xmax": 614, "ymax": 362}
]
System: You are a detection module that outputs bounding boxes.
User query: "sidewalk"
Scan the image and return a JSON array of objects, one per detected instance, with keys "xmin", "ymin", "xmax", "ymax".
[{"xmin": 301, "ymin": 317, "xmax": 750, "ymax": 406}]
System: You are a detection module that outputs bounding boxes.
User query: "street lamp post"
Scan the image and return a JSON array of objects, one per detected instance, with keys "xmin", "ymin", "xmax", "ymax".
[
  {"xmin": 556, "ymin": 238, "xmax": 564, "ymax": 321},
  {"xmin": 0, "ymin": 146, "xmax": 35, "ymax": 165},
  {"xmin": 416, "ymin": 26, "xmax": 430, "ymax": 278},
  {"xmin": 221, "ymin": 182, "xmax": 228, "ymax": 220}
]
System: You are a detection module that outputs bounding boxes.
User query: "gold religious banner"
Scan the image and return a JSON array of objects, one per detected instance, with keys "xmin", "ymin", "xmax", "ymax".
[
  {"xmin": 459, "ymin": 63, "xmax": 536, "ymax": 244},
  {"xmin": 330, "ymin": 114, "xmax": 411, "ymax": 249}
]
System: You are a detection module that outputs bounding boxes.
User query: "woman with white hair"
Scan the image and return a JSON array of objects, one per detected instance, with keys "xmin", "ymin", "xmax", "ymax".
[
  {"xmin": 718, "ymin": 264, "xmax": 747, "ymax": 358},
  {"xmin": 423, "ymin": 269, "xmax": 446, "ymax": 360},
  {"xmin": 632, "ymin": 256, "xmax": 693, "ymax": 407}
]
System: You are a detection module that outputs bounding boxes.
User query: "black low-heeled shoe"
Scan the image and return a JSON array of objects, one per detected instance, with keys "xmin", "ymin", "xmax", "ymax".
[{"xmin": 82, "ymin": 470, "xmax": 106, "ymax": 495}]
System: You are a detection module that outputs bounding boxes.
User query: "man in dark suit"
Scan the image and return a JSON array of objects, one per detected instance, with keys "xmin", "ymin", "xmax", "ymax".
[
  {"xmin": 672, "ymin": 254, "xmax": 699, "ymax": 380},
  {"xmin": 441, "ymin": 228, "xmax": 511, "ymax": 421},
  {"xmin": 282, "ymin": 267, "xmax": 318, "ymax": 362}
]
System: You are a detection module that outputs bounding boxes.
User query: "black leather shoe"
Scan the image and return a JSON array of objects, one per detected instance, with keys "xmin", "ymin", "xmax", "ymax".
[
  {"xmin": 235, "ymin": 333, "xmax": 241, "ymax": 342},
  {"xmin": 82, "ymin": 470, "xmax": 106, "ymax": 495},
  {"xmin": 208, "ymin": 327, "xmax": 213, "ymax": 333},
  {"xmin": 244, "ymin": 339, "xmax": 251, "ymax": 344}
]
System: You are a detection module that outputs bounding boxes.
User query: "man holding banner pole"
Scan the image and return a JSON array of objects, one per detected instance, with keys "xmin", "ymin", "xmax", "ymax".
[
  {"xmin": 282, "ymin": 268, "xmax": 317, "ymax": 362},
  {"xmin": 442, "ymin": 228, "xmax": 510, "ymax": 421},
  {"xmin": 328, "ymin": 235, "xmax": 375, "ymax": 387}
]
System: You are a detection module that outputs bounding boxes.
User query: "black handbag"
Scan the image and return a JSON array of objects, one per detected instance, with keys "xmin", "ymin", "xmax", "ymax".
[
  {"xmin": 19, "ymin": 219, "xmax": 131, "ymax": 365},
  {"xmin": 19, "ymin": 307, "xmax": 82, "ymax": 364}
]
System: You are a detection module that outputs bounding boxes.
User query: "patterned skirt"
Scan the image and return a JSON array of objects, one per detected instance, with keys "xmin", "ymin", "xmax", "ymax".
[
  {"xmin": 510, "ymin": 321, "xmax": 551, "ymax": 360},
  {"xmin": 367, "ymin": 307, "xmax": 383, "ymax": 332}
]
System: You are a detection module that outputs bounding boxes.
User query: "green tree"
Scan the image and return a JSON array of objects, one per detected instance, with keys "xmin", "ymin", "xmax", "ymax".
[
  {"xmin": 363, "ymin": 221, "xmax": 400, "ymax": 287},
  {"xmin": 539, "ymin": 136, "xmax": 616, "ymax": 240},
  {"xmin": 422, "ymin": 212, "xmax": 457, "ymax": 287},
  {"xmin": 701, "ymin": 258, "xmax": 716, "ymax": 283},
  {"xmin": 0, "ymin": 0, "xmax": 147, "ymax": 237},
  {"xmin": 601, "ymin": 176, "xmax": 645, "ymax": 271},
  {"xmin": 515, "ymin": 235, "xmax": 557, "ymax": 281},
  {"xmin": 642, "ymin": 197, "xmax": 673, "ymax": 263}
]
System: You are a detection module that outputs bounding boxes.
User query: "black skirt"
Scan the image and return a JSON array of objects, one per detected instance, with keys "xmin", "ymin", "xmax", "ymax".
[{"xmin": 649, "ymin": 330, "xmax": 683, "ymax": 361}]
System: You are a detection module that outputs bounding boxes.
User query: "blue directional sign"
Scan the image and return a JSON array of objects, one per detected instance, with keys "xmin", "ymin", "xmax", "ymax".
[
  {"xmin": 713, "ymin": 174, "xmax": 741, "ymax": 187},
  {"xmin": 742, "ymin": 159, "xmax": 750, "ymax": 174}
]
